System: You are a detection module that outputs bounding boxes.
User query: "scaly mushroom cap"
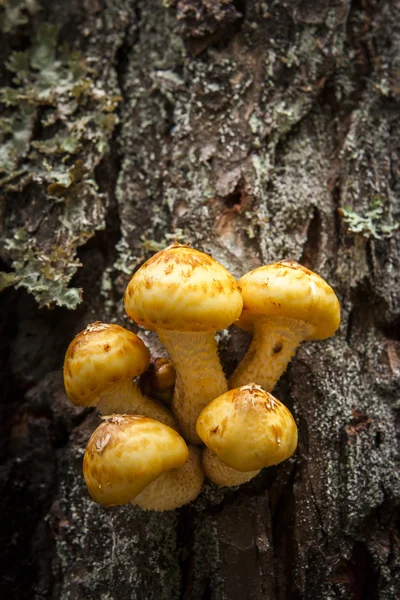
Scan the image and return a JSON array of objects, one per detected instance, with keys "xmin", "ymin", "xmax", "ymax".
[
  {"xmin": 124, "ymin": 243, "xmax": 243, "ymax": 332},
  {"xmin": 196, "ymin": 384, "xmax": 298, "ymax": 471},
  {"xmin": 236, "ymin": 260, "xmax": 340, "ymax": 340},
  {"xmin": 83, "ymin": 415, "xmax": 189, "ymax": 506},
  {"xmin": 64, "ymin": 322, "xmax": 150, "ymax": 407}
]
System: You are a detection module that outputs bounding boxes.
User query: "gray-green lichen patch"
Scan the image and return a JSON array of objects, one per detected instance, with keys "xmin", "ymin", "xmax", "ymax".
[
  {"xmin": 0, "ymin": 21, "xmax": 120, "ymax": 307},
  {"xmin": 339, "ymin": 195, "xmax": 399, "ymax": 240},
  {"xmin": 0, "ymin": 0, "xmax": 39, "ymax": 33},
  {"xmin": 0, "ymin": 228, "xmax": 84, "ymax": 308}
]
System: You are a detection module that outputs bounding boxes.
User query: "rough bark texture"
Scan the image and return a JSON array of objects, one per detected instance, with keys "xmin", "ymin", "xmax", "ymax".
[{"xmin": 1, "ymin": 0, "xmax": 399, "ymax": 599}]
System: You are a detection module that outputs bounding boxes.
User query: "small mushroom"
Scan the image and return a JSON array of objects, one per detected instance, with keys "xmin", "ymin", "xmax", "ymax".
[
  {"xmin": 63, "ymin": 322, "xmax": 177, "ymax": 429},
  {"xmin": 124, "ymin": 243, "xmax": 243, "ymax": 444},
  {"xmin": 84, "ymin": 415, "xmax": 204, "ymax": 510},
  {"xmin": 229, "ymin": 261, "xmax": 340, "ymax": 391},
  {"xmin": 196, "ymin": 383, "xmax": 297, "ymax": 486},
  {"xmin": 139, "ymin": 357, "xmax": 176, "ymax": 406}
]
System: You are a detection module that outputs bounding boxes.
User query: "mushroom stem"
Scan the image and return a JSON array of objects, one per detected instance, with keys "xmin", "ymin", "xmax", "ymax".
[
  {"xmin": 96, "ymin": 379, "xmax": 178, "ymax": 430},
  {"xmin": 132, "ymin": 446, "xmax": 204, "ymax": 511},
  {"xmin": 158, "ymin": 330, "xmax": 228, "ymax": 444},
  {"xmin": 229, "ymin": 317, "xmax": 313, "ymax": 391},
  {"xmin": 202, "ymin": 448, "xmax": 260, "ymax": 487}
]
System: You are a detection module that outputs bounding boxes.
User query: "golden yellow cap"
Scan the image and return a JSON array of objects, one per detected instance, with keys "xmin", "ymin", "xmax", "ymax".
[
  {"xmin": 83, "ymin": 415, "xmax": 189, "ymax": 506},
  {"xmin": 64, "ymin": 322, "xmax": 150, "ymax": 407},
  {"xmin": 236, "ymin": 260, "xmax": 340, "ymax": 340},
  {"xmin": 124, "ymin": 243, "xmax": 243, "ymax": 332},
  {"xmin": 196, "ymin": 383, "xmax": 298, "ymax": 471}
]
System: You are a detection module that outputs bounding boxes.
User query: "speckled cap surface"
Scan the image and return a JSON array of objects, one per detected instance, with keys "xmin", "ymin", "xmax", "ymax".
[
  {"xmin": 124, "ymin": 243, "xmax": 243, "ymax": 332},
  {"xmin": 196, "ymin": 383, "xmax": 298, "ymax": 472},
  {"xmin": 83, "ymin": 415, "xmax": 189, "ymax": 506},
  {"xmin": 236, "ymin": 260, "xmax": 340, "ymax": 340},
  {"xmin": 63, "ymin": 322, "xmax": 150, "ymax": 407}
]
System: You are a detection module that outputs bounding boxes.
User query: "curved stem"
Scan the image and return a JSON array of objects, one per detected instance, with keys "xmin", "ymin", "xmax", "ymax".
[
  {"xmin": 96, "ymin": 379, "xmax": 178, "ymax": 430},
  {"xmin": 202, "ymin": 448, "xmax": 260, "ymax": 487},
  {"xmin": 158, "ymin": 330, "xmax": 228, "ymax": 444},
  {"xmin": 229, "ymin": 317, "xmax": 312, "ymax": 391}
]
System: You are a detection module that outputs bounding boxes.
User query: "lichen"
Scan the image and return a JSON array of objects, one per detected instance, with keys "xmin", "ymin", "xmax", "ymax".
[
  {"xmin": 0, "ymin": 228, "xmax": 84, "ymax": 308},
  {"xmin": 339, "ymin": 195, "xmax": 399, "ymax": 240},
  {"xmin": 0, "ymin": 21, "xmax": 120, "ymax": 307},
  {"xmin": 0, "ymin": 0, "xmax": 39, "ymax": 33}
]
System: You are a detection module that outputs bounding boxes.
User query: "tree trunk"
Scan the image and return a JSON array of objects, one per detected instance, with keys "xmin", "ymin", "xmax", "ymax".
[{"xmin": 1, "ymin": 1, "xmax": 399, "ymax": 599}]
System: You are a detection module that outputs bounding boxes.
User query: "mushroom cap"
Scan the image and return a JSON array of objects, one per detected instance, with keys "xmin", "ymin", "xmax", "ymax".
[
  {"xmin": 124, "ymin": 243, "xmax": 243, "ymax": 332},
  {"xmin": 83, "ymin": 415, "xmax": 189, "ymax": 506},
  {"xmin": 64, "ymin": 322, "xmax": 150, "ymax": 407},
  {"xmin": 236, "ymin": 260, "xmax": 340, "ymax": 340},
  {"xmin": 196, "ymin": 383, "xmax": 298, "ymax": 472}
]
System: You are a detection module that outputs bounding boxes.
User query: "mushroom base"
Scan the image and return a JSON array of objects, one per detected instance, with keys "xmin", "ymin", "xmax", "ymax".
[
  {"xmin": 202, "ymin": 448, "xmax": 260, "ymax": 487},
  {"xmin": 132, "ymin": 446, "xmax": 204, "ymax": 511}
]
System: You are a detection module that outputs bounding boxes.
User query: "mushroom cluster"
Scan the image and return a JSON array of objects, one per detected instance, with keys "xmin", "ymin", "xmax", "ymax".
[{"xmin": 63, "ymin": 243, "xmax": 340, "ymax": 511}]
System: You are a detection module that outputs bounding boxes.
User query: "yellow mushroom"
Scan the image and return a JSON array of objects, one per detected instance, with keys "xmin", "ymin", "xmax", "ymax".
[
  {"xmin": 124, "ymin": 243, "xmax": 243, "ymax": 444},
  {"xmin": 63, "ymin": 322, "xmax": 177, "ymax": 429},
  {"xmin": 229, "ymin": 261, "xmax": 340, "ymax": 391},
  {"xmin": 83, "ymin": 415, "xmax": 204, "ymax": 510},
  {"xmin": 196, "ymin": 383, "xmax": 297, "ymax": 486}
]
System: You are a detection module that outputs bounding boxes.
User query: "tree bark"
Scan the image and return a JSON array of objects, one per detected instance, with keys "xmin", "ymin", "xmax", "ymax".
[{"xmin": 1, "ymin": 1, "xmax": 399, "ymax": 599}]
